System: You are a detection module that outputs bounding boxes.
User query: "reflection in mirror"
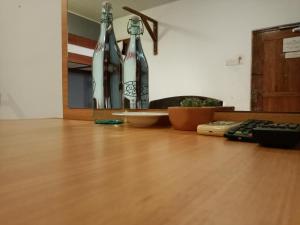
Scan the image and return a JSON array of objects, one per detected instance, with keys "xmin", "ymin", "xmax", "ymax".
[
  {"xmin": 67, "ymin": 7, "xmax": 130, "ymax": 109},
  {"xmin": 251, "ymin": 26, "xmax": 300, "ymax": 112},
  {"xmin": 92, "ymin": 2, "xmax": 123, "ymax": 110},
  {"xmin": 67, "ymin": 33, "xmax": 96, "ymax": 109},
  {"xmin": 68, "ymin": 62, "xmax": 93, "ymax": 108},
  {"xmin": 123, "ymin": 16, "xmax": 149, "ymax": 109},
  {"xmin": 66, "ymin": 0, "xmax": 300, "ymax": 112}
]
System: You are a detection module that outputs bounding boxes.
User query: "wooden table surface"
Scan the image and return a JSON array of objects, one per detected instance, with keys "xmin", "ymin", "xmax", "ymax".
[{"xmin": 0, "ymin": 119, "xmax": 300, "ymax": 225}]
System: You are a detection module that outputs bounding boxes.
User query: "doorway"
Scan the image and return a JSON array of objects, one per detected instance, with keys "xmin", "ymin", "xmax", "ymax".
[{"xmin": 251, "ymin": 23, "xmax": 300, "ymax": 112}]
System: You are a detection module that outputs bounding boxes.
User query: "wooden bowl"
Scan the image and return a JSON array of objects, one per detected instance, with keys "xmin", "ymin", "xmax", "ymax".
[{"xmin": 168, "ymin": 107, "xmax": 214, "ymax": 131}]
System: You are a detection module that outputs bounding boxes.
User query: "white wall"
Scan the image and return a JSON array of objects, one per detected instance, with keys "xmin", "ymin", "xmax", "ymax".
[
  {"xmin": 0, "ymin": 0, "xmax": 62, "ymax": 119},
  {"xmin": 114, "ymin": 0, "xmax": 300, "ymax": 110}
]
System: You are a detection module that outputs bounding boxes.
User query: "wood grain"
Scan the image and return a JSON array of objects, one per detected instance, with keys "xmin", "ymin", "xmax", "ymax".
[
  {"xmin": 251, "ymin": 26, "xmax": 300, "ymax": 112},
  {"xmin": 0, "ymin": 119, "xmax": 300, "ymax": 225},
  {"xmin": 214, "ymin": 111, "xmax": 300, "ymax": 123},
  {"xmin": 68, "ymin": 53, "xmax": 92, "ymax": 65},
  {"xmin": 68, "ymin": 33, "xmax": 97, "ymax": 49}
]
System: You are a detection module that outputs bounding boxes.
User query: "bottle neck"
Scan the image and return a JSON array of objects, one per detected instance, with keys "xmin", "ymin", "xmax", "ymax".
[
  {"xmin": 129, "ymin": 33, "xmax": 141, "ymax": 42},
  {"xmin": 98, "ymin": 22, "xmax": 106, "ymax": 43},
  {"xmin": 99, "ymin": 20, "xmax": 115, "ymax": 41},
  {"xmin": 99, "ymin": 4, "xmax": 113, "ymax": 38},
  {"xmin": 129, "ymin": 34, "xmax": 137, "ymax": 48}
]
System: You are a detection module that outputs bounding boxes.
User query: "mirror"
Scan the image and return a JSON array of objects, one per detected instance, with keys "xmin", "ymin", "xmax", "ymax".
[{"xmin": 65, "ymin": 0, "xmax": 300, "ymax": 112}]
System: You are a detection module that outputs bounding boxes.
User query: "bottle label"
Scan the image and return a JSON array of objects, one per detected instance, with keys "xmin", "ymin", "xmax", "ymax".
[{"xmin": 124, "ymin": 81, "xmax": 137, "ymax": 97}]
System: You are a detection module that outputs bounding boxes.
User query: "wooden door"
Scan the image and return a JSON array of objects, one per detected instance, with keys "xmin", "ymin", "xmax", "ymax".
[{"xmin": 251, "ymin": 24, "xmax": 300, "ymax": 112}]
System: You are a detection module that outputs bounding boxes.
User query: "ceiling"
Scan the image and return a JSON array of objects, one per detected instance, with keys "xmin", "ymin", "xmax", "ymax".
[{"xmin": 68, "ymin": 0, "xmax": 180, "ymax": 22}]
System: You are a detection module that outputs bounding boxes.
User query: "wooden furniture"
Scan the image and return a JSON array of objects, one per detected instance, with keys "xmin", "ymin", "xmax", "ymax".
[
  {"xmin": 1, "ymin": 119, "xmax": 300, "ymax": 225},
  {"xmin": 214, "ymin": 111, "xmax": 300, "ymax": 123},
  {"xmin": 251, "ymin": 23, "xmax": 300, "ymax": 112},
  {"xmin": 68, "ymin": 33, "xmax": 96, "ymax": 66}
]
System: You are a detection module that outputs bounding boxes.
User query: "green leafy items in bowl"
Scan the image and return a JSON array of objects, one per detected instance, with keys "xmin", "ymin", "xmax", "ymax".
[{"xmin": 180, "ymin": 98, "xmax": 220, "ymax": 107}]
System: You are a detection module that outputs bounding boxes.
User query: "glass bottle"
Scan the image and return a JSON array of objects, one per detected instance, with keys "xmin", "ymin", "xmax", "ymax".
[
  {"xmin": 124, "ymin": 16, "xmax": 149, "ymax": 109},
  {"xmin": 92, "ymin": 1, "xmax": 123, "ymax": 109}
]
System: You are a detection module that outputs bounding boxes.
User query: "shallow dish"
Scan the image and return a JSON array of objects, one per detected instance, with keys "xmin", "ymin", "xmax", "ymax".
[{"xmin": 112, "ymin": 112, "xmax": 168, "ymax": 127}]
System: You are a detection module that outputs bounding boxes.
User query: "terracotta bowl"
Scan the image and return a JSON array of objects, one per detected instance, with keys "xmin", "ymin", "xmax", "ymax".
[
  {"xmin": 112, "ymin": 112, "xmax": 169, "ymax": 127},
  {"xmin": 168, "ymin": 107, "xmax": 214, "ymax": 131}
]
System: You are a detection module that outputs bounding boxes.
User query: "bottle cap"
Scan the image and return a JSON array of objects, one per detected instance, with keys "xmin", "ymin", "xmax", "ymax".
[
  {"xmin": 102, "ymin": 1, "xmax": 112, "ymax": 10},
  {"xmin": 127, "ymin": 16, "xmax": 144, "ymax": 35},
  {"xmin": 101, "ymin": 1, "xmax": 113, "ymax": 22}
]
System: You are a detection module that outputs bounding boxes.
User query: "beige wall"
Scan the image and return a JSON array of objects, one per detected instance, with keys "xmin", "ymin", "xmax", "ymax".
[{"xmin": 0, "ymin": 0, "xmax": 62, "ymax": 119}]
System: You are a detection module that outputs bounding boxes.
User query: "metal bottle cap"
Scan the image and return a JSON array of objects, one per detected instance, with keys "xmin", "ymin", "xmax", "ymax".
[
  {"xmin": 127, "ymin": 16, "xmax": 144, "ymax": 35},
  {"xmin": 101, "ymin": 1, "xmax": 113, "ymax": 22}
]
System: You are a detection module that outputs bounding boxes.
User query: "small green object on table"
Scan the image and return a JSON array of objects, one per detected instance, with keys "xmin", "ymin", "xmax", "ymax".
[{"xmin": 95, "ymin": 119, "xmax": 123, "ymax": 125}]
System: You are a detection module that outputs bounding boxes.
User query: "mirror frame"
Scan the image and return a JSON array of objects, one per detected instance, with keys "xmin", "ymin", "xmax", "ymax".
[{"xmin": 61, "ymin": 0, "xmax": 300, "ymax": 122}]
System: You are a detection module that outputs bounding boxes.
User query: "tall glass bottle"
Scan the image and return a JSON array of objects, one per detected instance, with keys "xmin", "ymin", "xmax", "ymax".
[
  {"xmin": 92, "ymin": 1, "xmax": 123, "ymax": 109},
  {"xmin": 124, "ymin": 16, "xmax": 149, "ymax": 109}
]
